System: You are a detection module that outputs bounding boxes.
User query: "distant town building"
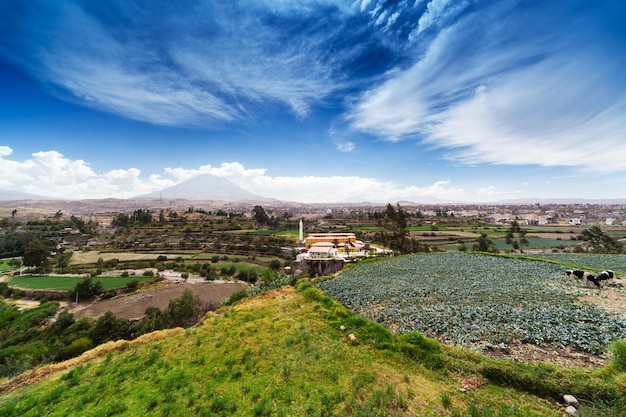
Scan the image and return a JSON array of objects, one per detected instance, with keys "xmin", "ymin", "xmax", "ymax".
[{"xmin": 304, "ymin": 233, "xmax": 365, "ymax": 254}]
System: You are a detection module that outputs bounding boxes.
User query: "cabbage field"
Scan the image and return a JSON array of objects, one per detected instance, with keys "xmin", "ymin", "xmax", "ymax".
[
  {"xmin": 516, "ymin": 253, "xmax": 626, "ymax": 274},
  {"xmin": 318, "ymin": 253, "xmax": 626, "ymax": 354}
]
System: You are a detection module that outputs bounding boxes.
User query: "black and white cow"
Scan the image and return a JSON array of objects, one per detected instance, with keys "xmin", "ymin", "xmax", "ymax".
[
  {"xmin": 565, "ymin": 269, "xmax": 605, "ymax": 287},
  {"xmin": 584, "ymin": 272, "xmax": 601, "ymax": 287},
  {"xmin": 597, "ymin": 270, "xmax": 615, "ymax": 281},
  {"xmin": 565, "ymin": 269, "xmax": 585, "ymax": 280}
]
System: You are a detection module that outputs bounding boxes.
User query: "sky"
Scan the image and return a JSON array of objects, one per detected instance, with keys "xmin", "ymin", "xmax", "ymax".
[{"xmin": 1, "ymin": 0, "xmax": 625, "ymax": 204}]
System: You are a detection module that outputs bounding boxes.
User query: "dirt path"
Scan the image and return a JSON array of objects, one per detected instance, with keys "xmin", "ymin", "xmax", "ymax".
[
  {"xmin": 577, "ymin": 276, "xmax": 626, "ymax": 316},
  {"xmin": 67, "ymin": 281, "xmax": 246, "ymax": 320}
]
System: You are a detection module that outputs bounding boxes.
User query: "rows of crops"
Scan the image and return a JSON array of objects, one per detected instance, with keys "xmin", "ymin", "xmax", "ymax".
[
  {"xmin": 318, "ymin": 253, "xmax": 626, "ymax": 354},
  {"xmin": 517, "ymin": 253, "xmax": 626, "ymax": 274}
]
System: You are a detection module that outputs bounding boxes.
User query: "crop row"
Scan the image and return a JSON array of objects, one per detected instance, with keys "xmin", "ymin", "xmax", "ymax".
[
  {"xmin": 517, "ymin": 253, "xmax": 626, "ymax": 274},
  {"xmin": 318, "ymin": 253, "xmax": 626, "ymax": 353}
]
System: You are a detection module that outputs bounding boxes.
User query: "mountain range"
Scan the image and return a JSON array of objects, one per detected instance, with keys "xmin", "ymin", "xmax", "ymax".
[{"xmin": 1, "ymin": 173, "xmax": 626, "ymax": 205}]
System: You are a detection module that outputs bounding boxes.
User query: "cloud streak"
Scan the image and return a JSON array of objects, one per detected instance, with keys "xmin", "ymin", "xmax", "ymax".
[
  {"xmin": 348, "ymin": 1, "xmax": 626, "ymax": 172},
  {"xmin": 0, "ymin": 1, "xmax": 374, "ymax": 126}
]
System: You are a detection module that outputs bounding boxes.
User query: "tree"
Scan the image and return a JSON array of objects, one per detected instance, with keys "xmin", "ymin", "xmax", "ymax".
[
  {"xmin": 91, "ymin": 311, "xmax": 127, "ymax": 344},
  {"xmin": 166, "ymin": 289, "xmax": 202, "ymax": 328},
  {"xmin": 23, "ymin": 238, "xmax": 50, "ymax": 271},
  {"xmin": 252, "ymin": 205, "xmax": 270, "ymax": 226},
  {"xmin": 381, "ymin": 203, "xmax": 409, "ymax": 253},
  {"xmin": 69, "ymin": 277, "xmax": 104, "ymax": 302},
  {"xmin": 111, "ymin": 212, "xmax": 130, "ymax": 227},
  {"xmin": 54, "ymin": 251, "xmax": 73, "ymax": 273},
  {"xmin": 580, "ymin": 226, "xmax": 623, "ymax": 254},
  {"xmin": 505, "ymin": 221, "xmax": 528, "ymax": 253},
  {"xmin": 269, "ymin": 259, "xmax": 281, "ymax": 270},
  {"xmin": 472, "ymin": 233, "xmax": 497, "ymax": 252}
]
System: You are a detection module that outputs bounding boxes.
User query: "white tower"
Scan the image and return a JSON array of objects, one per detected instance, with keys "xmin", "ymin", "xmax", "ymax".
[{"xmin": 299, "ymin": 219, "xmax": 304, "ymax": 242}]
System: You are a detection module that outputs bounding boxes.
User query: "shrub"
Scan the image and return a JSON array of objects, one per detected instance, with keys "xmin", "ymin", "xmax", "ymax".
[
  {"xmin": 221, "ymin": 289, "xmax": 248, "ymax": 306},
  {"xmin": 609, "ymin": 339, "xmax": 626, "ymax": 372},
  {"xmin": 59, "ymin": 337, "xmax": 92, "ymax": 360},
  {"xmin": 269, "ymin": 259, "xmax": 281, "ymax": 270},
  {"xmin": 125, "ymin": 280, "xmax": 139, "ymax": 293}
]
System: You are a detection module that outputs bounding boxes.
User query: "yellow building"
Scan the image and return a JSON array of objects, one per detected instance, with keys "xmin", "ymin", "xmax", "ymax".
[{"xmin": 304, "ymin": 233, "xmax": 364, "ymax": 254}]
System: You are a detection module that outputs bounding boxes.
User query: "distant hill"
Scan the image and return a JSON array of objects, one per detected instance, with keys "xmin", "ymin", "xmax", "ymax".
[
  {"xmin": 491, "ymin": 198, "xmax": 626, "ymax": 205},
  {"xmin": 0, "ymin": 189, "xmax": 53, "ymax": 201},
  {"xmin": 135, "ymin": 173, "xmax": 270, "ymax": 201}
]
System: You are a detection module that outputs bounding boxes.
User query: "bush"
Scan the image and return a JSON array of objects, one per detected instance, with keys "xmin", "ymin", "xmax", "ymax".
[
  {"xmin": 69, "ymin": 277, "xmax": 104, "ymax": 302},
  {"xmin": 221, "ymin": 289, "xmax": 248, "ymax": 306},
  {"xmin": 269, "ymin": 259, "xmax": 281, "ymax": 270},
  {"xmin": 610, "ymin": 339, "xmax": 626, "ymax": 372},
  {"xmin": 479, "ymin": 360, "xmax": 620, "ymax": 402},
  {"xmin": 126, "ymin": 280, "xmax": 139, "ymax": 293},
  {"xmin": 59, "ymin": 337, "xmax": 92, "ymax": 360}
]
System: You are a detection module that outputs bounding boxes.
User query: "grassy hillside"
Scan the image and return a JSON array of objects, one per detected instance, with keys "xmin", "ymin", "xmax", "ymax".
[{"xmin": 1, "ymin": 284, "xmax": 625, "ymax": 416}]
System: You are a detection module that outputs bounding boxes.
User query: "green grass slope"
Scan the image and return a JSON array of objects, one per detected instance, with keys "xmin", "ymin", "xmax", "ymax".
[{"xmin": 1, "ymin": 284, "xmax": 624, "ymax": 416}]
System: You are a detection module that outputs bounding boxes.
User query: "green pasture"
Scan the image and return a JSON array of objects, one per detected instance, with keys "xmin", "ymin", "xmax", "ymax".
[
  {"xmin": 350, "ymin": 226, "xmax": 383, "ymax": 232},
  {"xmin": 211, "ymin": 263, "xmax": 265, "ymax": 274},
  {"xmin": 0, "ymin": 259, "xmax": 16, "ymax": 272},
  {"xmin": 443, "ymin": 237, "xmax": 580, "ymax": 251},
  {"xmin": 491, "ymin": 237, "xmax": 580, "ymax": 250},
  {"xmin": 7, "ymin": 276, "xmax": 155, "ymax": 291}
]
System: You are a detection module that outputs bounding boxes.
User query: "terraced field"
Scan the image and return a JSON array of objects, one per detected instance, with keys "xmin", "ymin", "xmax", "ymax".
[{"xmin": 318, "ymin": 253, "xmax": 626, "ymax": 355}]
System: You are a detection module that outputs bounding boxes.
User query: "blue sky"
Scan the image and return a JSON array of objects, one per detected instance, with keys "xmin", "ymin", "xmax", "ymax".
[{"xmin": 1, "ymin": 0, "xmax": 625, "ymax": 203}]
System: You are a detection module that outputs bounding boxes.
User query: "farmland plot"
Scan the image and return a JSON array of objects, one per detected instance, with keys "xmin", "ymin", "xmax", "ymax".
[
  {"xmin": 318, "ymin": 253, "xmax": 626, "ymax": 354},
  {"xmin": 517, "ymin": 253, "xmax": 626, "ymax": 275}
]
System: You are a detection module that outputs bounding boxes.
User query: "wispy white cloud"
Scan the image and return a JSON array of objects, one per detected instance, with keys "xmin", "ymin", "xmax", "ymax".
[
  {"xmin": 335, "ymin": 141, "xmax": 356, "ymax": 152},
  {"xmin": 348, "ymin": 1, "xmax": 626, "ymax": 173},
  {"xmin": 478, "ymin": 186, "xmax": 514, "ymax": 196},
  {"xmin": 411, "ymin": 0, "xmax": 472, "ymax": 38},
  {"xmin": 2, "ymin": 1, "xmax": 362, "ymax": 126}
]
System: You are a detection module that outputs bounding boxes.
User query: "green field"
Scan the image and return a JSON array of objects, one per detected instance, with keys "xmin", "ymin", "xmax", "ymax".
[
  {"xmin": 7, "ymin": 276, "xmax": 155, "ymax": 291},
  {"xmin": 0, "ymin": 260, "xmax": 12, "ymax": 272},
  {"xmin": 491, "ymin": 237, "xmax": 580, "ymax": 250},
  {"xmin": 318, "ymin": 252, "xmax": 626, "ymax": 354}
]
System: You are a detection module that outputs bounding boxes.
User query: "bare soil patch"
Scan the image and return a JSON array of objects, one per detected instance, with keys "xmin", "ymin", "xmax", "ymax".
[
  {"xmin": 68, "ymin": 281, "xmax": 246, "ymax": 320},
  {"xmin": 578, "ymin": 277, "xmax": 626, "ymax": 316}
]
